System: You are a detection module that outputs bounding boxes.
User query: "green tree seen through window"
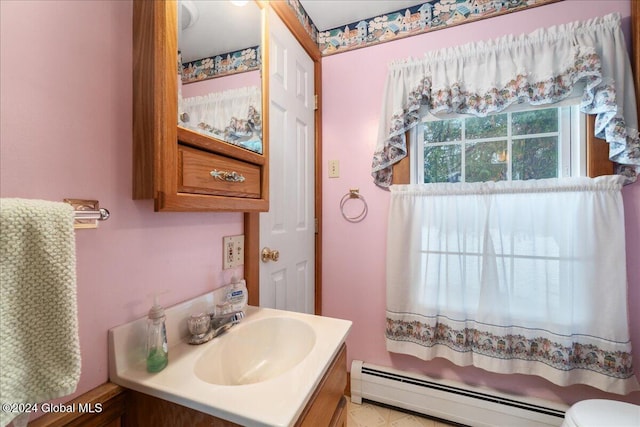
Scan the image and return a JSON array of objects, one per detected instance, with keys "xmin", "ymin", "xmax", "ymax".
[{"xmin": 423, "ymin": 108, "xmax": 560, "ymax": 183}]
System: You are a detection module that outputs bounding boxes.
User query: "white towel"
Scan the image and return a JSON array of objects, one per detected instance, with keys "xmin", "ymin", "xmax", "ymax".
[{"xmin": 0, "ymin": 199, "xmax": 81, "ymax": 427}]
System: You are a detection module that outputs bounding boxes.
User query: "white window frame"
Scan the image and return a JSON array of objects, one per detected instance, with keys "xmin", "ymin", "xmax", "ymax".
[{"xmin": 411, "ymin": 105, "xmax": 586, "ymax": 184}]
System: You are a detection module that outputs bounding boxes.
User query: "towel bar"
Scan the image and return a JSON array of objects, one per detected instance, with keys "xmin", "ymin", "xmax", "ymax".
[
  {"xmin": 64, "ymin": 199, "xmax": 110, "ymax": 229},
  {"xmin": 74, "ymin": 208, "xmax": 110, "ymax": 221}
]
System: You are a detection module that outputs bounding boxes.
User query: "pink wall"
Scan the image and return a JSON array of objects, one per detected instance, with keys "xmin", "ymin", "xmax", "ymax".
[
  {"xmin": 321, "ymin": 0, "xmax": 640, "ymax": 406},
  {"xmin": 0, "ymin": 0, "xmax": 243, "ymax": 412},
  {"xmin": 2, "ymin": 0, "xmax": 639, "ymax": 417}
]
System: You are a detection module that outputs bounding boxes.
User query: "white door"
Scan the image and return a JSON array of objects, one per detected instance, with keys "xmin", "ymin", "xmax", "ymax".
[{"xmin": 260, "ymin": 9, "xmax": 315, "ymax": 314}]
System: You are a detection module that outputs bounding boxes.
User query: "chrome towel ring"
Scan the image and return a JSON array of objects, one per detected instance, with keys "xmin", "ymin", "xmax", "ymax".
[{"xmin": 340, "ymin": 188, "xmax": 368, "ymax": 223}]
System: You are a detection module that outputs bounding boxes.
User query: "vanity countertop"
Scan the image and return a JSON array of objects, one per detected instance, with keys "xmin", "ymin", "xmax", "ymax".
[{"xmin": 108, "ymin": 294, "xmax": 351, "ymax": 427}]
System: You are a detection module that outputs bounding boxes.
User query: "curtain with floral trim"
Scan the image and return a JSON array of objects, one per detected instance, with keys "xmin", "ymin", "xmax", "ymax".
[
  {"xmin": 179, "ymin": 86, "xmax": 263, "ymax": 154},
  {"xmin": 386, "ymin": 176, "xmax": 640, "ymax": 394},
  {"xmin": 372, "ymin": 13, "xmax": 639, "ymax": 187}
]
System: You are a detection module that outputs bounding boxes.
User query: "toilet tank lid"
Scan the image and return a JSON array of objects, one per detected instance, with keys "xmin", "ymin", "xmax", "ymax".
[{"xmin": 567, "ymin": 399, "xmax": 639, "ymax": 426}]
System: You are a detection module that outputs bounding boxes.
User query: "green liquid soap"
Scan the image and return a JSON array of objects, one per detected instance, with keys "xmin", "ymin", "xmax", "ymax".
[{"xmin": 147, "ymin": 348, "xmax": 168, "ymax": 373}]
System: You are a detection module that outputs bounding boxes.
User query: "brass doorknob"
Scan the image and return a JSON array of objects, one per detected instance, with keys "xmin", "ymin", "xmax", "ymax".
[{"xmin": 261, "ymin": 247, "xmax": 280, "ymax": 263}]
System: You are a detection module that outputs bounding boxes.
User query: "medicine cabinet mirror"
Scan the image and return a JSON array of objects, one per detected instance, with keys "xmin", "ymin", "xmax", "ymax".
[
  {"xmin": 133, "ymin": 0, "xmax": 269, "ymax": 212},
  {"xmin": 178, "ymin": 0, "xmax": 263, "ymax": 154}
]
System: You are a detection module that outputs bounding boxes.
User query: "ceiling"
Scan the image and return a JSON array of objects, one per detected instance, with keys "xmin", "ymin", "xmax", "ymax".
[
  {"xmin": 179, "ymin": 1, "xmax": 262, "ymax": 63},
  {"xmin": 299, "ymin": 0, "xmax": 426, "ymax": 31},
  {"xmin": 179, "ymin": 1, "xmax": 426, "ymax": 63}
]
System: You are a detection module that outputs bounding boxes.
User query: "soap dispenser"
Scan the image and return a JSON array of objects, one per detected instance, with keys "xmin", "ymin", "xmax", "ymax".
[{"xmin": 146, "ymin": 294, "xmax": 168, "ymax": 373}]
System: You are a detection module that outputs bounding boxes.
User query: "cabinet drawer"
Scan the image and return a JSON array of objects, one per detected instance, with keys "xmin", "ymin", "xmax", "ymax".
[{"xmin": 179, "ymin": 145, "xmax": 261, "ymax": 198}]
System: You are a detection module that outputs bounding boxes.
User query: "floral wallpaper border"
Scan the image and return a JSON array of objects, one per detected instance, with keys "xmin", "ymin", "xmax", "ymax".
[
  {"xmin": 181, "ymin": 46, "xmax": 261, "ymax": 84},
  {"xmin": 287, "ymin": 0, "xmax": 562, "ymax": 56},
  {"xmin": 181, "ymin": 0, "xmax": 561, "ymax": 82}
]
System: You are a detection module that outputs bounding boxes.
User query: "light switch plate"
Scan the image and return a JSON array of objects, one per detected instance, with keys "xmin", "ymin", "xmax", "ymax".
[
  {"xmin": 223, "ymin": 235, "xmax": 244, "ymax": 269},
  {"xmin": 328, "ymin": 160, "xmax": 340, "ymax": 178}
]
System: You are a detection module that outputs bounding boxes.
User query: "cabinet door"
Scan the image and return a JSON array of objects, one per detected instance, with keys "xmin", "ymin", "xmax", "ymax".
[{"xmin": 296, "ymin": 344, "xmax": 348, "ymax": 427}]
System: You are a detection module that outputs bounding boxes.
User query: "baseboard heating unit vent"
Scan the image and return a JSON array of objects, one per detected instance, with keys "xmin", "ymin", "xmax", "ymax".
[{"xmin": 351, "ymin": 360, "xmax": 569, "ymax": 427}]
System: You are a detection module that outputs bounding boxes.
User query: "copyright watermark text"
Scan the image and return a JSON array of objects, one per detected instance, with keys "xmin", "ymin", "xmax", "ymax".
[{"xmin": 1, "ymin": 402, "xmax": 103, "ymax": 414}]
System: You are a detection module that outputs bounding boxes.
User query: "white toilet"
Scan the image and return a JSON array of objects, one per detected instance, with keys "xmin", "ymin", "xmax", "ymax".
[{"xmin": 562, "ymin": 399, "xmax": 640, "ymax": 427}]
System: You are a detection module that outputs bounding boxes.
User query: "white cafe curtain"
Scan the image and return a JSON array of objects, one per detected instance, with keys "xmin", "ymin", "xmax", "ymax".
[
  {"xmin": 372, "ymin": 13, "xmax": 639, "ymax": 187},
  {"xmin": 386, "ymin": 176, "xmax": 639, "ymax": 394},
  {"xmin": 179, "ymin": 85, "xmax": 262, "ymax": 153}
]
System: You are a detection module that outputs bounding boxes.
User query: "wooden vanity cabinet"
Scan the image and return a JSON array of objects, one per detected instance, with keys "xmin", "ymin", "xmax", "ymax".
[
  {"xmin": 123, "ymin": 344, "xmax": 347, "ymax": 427},
  {"xmin": 132, "ymin": 0, "xmax": 269, "ymax": 212},
  {"xmin": 295, "ymin": 343, "xmax": 347, "ymax": 427}
]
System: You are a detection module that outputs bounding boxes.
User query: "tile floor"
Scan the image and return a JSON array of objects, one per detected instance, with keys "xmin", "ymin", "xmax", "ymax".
[{"xmin": 346, "ymin": 399, "xmax": 460, "ymax": 427}]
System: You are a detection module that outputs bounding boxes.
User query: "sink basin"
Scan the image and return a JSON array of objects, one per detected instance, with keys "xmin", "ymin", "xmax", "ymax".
[
  {"xmin": 194, "ymin": 317, "xmax": 316, "ymax": 385},
  {"xmin": 110, "ymin": 302, "xmax": 352, "ymax": 426}
]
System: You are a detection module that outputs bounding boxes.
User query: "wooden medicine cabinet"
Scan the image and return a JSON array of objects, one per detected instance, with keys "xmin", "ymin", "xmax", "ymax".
[{"xmin": 133, "ymin": 0, "xmax": 269, "ymax": 212}]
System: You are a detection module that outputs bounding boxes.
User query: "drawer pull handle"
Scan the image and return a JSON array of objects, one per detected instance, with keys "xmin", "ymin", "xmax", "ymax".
[{"xmin": 210, "ymin": 169, "xmax": 246, "ymax": 183}]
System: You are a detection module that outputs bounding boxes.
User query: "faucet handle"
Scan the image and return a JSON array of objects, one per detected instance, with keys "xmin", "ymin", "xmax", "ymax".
[
  {"xmin": 187, "ymin": 313, "xmax": 210, "ymax": 338},
  {"xmin": 188, "ymin": 310, "xmax": 244, "ymax": 345}
]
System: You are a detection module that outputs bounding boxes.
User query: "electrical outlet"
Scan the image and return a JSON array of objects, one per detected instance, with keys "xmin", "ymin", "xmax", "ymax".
[
  {"xmin": 328, "ymin": 160, "xmax": 340, "ymax": 178},
  {"xmin": 223, "ymin": 235, "xmax": 244, "ymax": 269}
]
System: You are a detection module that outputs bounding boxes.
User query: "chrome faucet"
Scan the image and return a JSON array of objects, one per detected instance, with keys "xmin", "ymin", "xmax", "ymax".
[{"xmin": 187, "ymin": 310, "xmax": 244, "ymax": 345}]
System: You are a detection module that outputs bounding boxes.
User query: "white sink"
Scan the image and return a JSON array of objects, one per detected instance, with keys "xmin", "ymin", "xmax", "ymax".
[
  {"xmin": 194, "ymin": 317, "xmax": 316, "ymax": 385},
  {"xmin": 108, "ymin": 298, "xmax": 351, "ymax": 427}
]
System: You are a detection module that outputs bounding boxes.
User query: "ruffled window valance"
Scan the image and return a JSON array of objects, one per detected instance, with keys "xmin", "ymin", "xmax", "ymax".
[
  {"xmin": 372, "ymin": 13, "xmax": 639, "ymax": 187},
  {"xmin": 179, "ymin": 86, "xmax": 263, "ymax": 154}
]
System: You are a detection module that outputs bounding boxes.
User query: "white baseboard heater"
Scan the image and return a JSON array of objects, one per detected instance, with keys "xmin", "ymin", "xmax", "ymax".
[{"xmin": 350, "ymin": 360, "xmax": 569, "ymax": 427}]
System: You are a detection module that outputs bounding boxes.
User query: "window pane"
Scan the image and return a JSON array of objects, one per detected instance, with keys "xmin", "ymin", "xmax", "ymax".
[
  {"xmin": 512, "ymin": 108, "xmax": 558, "ymax": 135},
  {"xmin": 465, "ymin": 141, "xmax": 507, "ymax": 182},
  {"xmin": 424, "ymin": 119, "xmax": 462, "ymax": 143},
  {"xmin": 465, "ymin": 114, "xmax": 507, "ymax": 139},
  {"xmin": 424, "ymin": 145, "xmax": 461, "ymax": 183},
  {"xmin": 419, "ymin": 107, "xmax": 568, "ymax": 184},
  {"xmin": 512, "ymin": 137, "xmax": 558, "ymax": 180}
]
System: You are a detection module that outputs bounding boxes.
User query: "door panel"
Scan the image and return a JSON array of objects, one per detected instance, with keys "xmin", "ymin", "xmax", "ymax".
[{"xmin": 260, "ymin": 8, "xmax": 315, "ymax": 314}]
